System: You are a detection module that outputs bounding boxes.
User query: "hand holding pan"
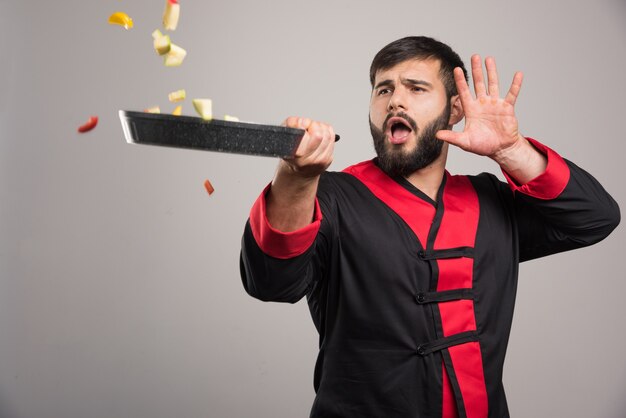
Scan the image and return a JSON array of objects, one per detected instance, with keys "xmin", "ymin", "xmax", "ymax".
[{"xmin": 119, "ymin": 110, "xmax": 339, "ymax": 158}]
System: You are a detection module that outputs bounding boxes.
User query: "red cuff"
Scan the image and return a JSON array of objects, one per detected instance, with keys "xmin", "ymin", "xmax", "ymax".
[
  {"xmin": 249, "ymin": 184, "xmax": 322, "ymax": 259},
  {"xmin": 502, "ymin": 137, "xmax": 570, "ymax": 200}
]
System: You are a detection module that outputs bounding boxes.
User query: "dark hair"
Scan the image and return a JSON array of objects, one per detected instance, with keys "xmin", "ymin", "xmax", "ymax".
[{"xmin": 369, "ymin": 36, "xmax": 468, "ymax": 99}]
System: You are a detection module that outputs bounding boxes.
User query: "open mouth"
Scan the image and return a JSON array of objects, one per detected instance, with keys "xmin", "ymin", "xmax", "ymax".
[{"xmin": 386, "ymin": 117, "xmax": 413, "ymax": 144}]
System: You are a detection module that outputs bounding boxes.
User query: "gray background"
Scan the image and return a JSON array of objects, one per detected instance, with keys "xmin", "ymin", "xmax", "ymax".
[{"xmin": 1, "ymin": 0, "xmax": 625, "ymax": 417}]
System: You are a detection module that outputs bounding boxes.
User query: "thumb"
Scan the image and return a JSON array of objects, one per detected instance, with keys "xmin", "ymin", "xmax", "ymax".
[{"xmin": 436, "ymin": 129, "xmax": 465, "ymax": 147}]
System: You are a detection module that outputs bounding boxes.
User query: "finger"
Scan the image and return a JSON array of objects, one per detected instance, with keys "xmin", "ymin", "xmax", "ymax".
[
  {"xmin": 323, "ymin": 125, "xmax": 336, "ymax": 156},
  {"xmin": 283, "ymin": 116, "xmax": 312, "ymax": 129},
  {"xmin": 298, "ymin": 123, "xmax": 335, "ymax": 169},
  {"xmin": 298, "ymin": 121, "xmax": 329, "ymax": 158},
  {"xmin": 306, "ymin": 131, "xmax": 335, "ymax": 173},
  {"xmin": 504, "ymin": 71, "xmax": 523, "ymax": 106},
  {"xmin": 298, "ymin": 117, "xmax": 312, "ymax": 130},
  {"xmin": 283, "ymin": 117, "xmax": 309, "ymax": 158},
  {"xmin": 294, "ymin": 132, "xmax": 317, "ymax": 159},
  {"xmin": 312, "ymin": 125, "xmax": 336, "ymax": 162},
  {"xmin": 292, "ymin": 131, "xmax": 310, "ymax": 159},
  {"xmin": 435, "ymin": 129, "xmax": 467, "ymax": 149},
  {"xmin": 485, "ymin": 56, "xmax": 499, "ymax": 97},
  {"xmin": 307, "ymin": 123, "xmax": 326, "ymax": 151},
  {"xmin": 308, "ymin": 122, "xmax": 334, "ymax": 157},
  {"xmin": 454, "ymin": 67, "xmax": 473, "ymax": 106},
  {"xmin": 282, "ymin": 116, "xmax": 299, "ymax": 127},
  {"xmin": 470, "ymin": 54, "xmax": 487, "ymax": 98}
]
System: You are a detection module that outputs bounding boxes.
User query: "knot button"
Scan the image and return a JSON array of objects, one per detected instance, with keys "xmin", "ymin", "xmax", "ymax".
[{"xmin": 415, "ymin": 293, "xmax": 426, "ymax": 304}]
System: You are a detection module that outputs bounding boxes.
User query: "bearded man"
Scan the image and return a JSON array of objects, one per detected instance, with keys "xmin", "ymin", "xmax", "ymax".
[{"xmin": 239, "ymin": 36, "xmax": 620, "ymax": 417}]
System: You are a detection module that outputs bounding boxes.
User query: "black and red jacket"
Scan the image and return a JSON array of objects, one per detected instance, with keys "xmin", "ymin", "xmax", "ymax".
[{"xmin": 240, "ymin": 139, "xmax": 620, "ymax": 417}]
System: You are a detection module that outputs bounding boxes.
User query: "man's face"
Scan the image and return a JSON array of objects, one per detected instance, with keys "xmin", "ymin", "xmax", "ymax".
[{"xmin": 369, "ymin": 58, "xmax": 452, "ymax": 177}]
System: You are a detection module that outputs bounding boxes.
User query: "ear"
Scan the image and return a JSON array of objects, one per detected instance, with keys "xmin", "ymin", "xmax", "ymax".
[{"xmin": 448, "ymin": 95, "xmax": 464, "ymax": 126}]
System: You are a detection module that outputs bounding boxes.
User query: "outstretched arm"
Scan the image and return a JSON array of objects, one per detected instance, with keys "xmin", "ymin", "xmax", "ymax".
[
  {"xmin": 436, "ymin": 55, "xmax": 546, "ymax": 184},
  {"xmin": 267, "ymin": 117, "xmax": 335, "ymax": 232},
  {"xmin": 240, "ymin": 117, "xmax": 336, "ymax": 302}
]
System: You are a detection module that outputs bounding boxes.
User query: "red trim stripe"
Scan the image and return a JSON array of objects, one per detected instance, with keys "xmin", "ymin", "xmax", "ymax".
[
  {"xmin": 249, "ymin": 184, "xmax": 322, "ymax": 259},
  {"xmin": 501, "ymin": 137, "xmax": 570, "ymax": 200},
  {"xmin": 436, "ymin": 174, "xmax": 488, "ymax": 418},
  {"xmin": 343, "ymin": 161, "xmax": 435, "ymax": 244},
  {"xmin": 344, "ymin": 162, "xmax": 489, "ymax": 417}
]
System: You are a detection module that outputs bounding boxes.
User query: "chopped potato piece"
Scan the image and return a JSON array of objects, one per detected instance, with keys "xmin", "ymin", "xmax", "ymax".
[
  {"xmin": 144, "ymin": 106, "xmax": 161, "ymax": 113},
  {"xmin": 192, "ymin": 99, "xmax": 212, "ymax": 120},
  {"xmin": 164, "ymin": 43, "xmax": 187, "ymax": 66},
  {"xmin": 168, "ymin": 89, "xmax": 186, "ymax": 102},
  {"xmin": 172, "ymin": 105, "xmax": 182, "ymax": 116},
  {"xmin": 224, "ymin": 115, "xmax": 239, "ymax": 122},
  {"xmin": 153, "ymin": 31, "xmax": 171, "ymax": 55},
  {"xmin": 163, "ymin": 0, "xmax": 180, "ymax": 31}
]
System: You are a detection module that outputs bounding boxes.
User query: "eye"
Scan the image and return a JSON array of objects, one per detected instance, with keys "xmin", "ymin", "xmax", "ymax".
[
  {"xmin": 411, "ymin": 86, "xmax": 425, "ymax": 93},
  {"xmin": 377, "ymin": 88, "xmax": 391, "ymax": 96}
]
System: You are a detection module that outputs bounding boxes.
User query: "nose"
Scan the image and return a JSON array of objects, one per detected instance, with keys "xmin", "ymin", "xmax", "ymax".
[{"xmin": 387, "ymin": 89, "xmax": 407, "ymax": 112}]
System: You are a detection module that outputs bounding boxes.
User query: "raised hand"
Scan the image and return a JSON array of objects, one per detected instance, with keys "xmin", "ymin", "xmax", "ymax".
[{"xmin": 436, "ymin": 55, "xmax": 525, "ymax": 159}]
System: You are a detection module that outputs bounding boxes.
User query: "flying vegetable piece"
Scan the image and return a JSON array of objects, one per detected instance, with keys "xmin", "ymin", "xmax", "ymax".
[
  {"xmin": 164, "ymin": 43, "xmax": 187, "ymax": 67},
  {"xmin": 168, "ymin": 89, "xmax": 186, "ymax": 102},
  {"xmin": 172, "ymin": 105, "xmax": 182, "ymax": 116},
  {"xmin": 108, "ymin": 12, "xmax": 134, "ymax": 30},
  {"xmin": 77, "ymin": 116, "xmax": 98, "ymax": 133},
  {"xmin": 144, "ymin": 106, "xmax": 161, "ymax": 113},
  {"xmin": 204, "ymin": 179, "xmax": 215, "ymax": 195},
  {"xmin": 163, "ymin": 0, "xmax": 180, "ymax": 31},
  {"xmin": 224, "ymin": 115, "xmax": 239, "ymax": 122},
  {"xmin": 192, "ymin": 99, "xmax": 212, "ymax": 120},
  {"xmin": 152, "ymin": 29, "xmax": 171, "ymax": 55}
]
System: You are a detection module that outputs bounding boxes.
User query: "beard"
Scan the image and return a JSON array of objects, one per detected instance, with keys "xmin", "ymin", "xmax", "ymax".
[{"xmin": 369, "ymin": 103, "xmax": 451, "ymax": 178}]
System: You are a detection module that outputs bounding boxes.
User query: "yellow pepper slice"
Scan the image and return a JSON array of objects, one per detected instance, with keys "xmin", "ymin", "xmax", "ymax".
[{"xmin": 108, "ymin": 12, "xmax": 134, "ymax": 30}]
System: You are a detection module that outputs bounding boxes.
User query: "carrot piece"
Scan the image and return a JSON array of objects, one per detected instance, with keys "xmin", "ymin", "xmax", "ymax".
[{"xmin": 204, "ymin": 179, "xmax": 215, "ymax": 195}]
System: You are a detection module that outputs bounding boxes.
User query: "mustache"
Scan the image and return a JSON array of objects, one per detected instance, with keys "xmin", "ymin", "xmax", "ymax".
[{"xmin": 383, "ymin": 111, "xmax": 418, "ymax": 133}]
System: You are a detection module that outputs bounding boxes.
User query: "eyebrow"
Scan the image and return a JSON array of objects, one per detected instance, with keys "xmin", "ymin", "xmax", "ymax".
[
  {"xmin": 373, "ymin": 79, "xmax": 394, "ymax": 90},
  {"xmin": 404, "ymin": 78, "xmax": 433, "ymax": 89},
  {"xmin": 373, "ymin": 78, "xmax": 434, "ymax": 90}
]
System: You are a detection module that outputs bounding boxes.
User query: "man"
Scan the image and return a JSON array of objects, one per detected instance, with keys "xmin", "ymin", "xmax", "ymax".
[{"xmin": 239, "ymin": 36, "xmax": 620, "ymax": 417}]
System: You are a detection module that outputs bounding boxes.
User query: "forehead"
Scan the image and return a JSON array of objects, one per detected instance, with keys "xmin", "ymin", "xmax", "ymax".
[{"xmin": 374, "ymin": 58, "xmax": 443, "ymax": 86}]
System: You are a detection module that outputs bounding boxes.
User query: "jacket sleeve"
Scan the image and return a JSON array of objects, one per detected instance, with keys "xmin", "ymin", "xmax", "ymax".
[
  {"xmin": 502, "ymin": 138, "xmax": 620, "ymax": 262},
  {"xmin": 239, "ymin": 180, "xmax": 334, "ymax": 303}
]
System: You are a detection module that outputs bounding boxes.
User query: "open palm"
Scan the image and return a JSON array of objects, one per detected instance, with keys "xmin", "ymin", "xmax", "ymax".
[{"xmin": 436, "ymin": 55, "xmax": 524, "ymax": 158}]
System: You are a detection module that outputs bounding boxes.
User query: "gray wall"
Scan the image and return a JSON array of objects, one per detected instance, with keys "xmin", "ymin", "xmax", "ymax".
[{"xmin": 1, "ymin": 0, "xmax": 625, "ymax": 417}]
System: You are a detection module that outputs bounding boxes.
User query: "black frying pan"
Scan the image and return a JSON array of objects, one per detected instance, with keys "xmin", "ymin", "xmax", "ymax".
[{"xmin": 119, "ymin": 110, "xmax": 339, "ymax": 158}]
